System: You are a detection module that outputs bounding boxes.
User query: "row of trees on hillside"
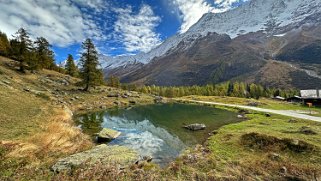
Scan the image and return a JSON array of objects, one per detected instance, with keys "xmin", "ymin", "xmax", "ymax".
[
  {"xmin": 0, "ymin": 28, "xmax": 58, "ymax": 72},
  {"xmin": 134, "ymin": 82, "xmax": 299, "ymax": 99},
  {"xmin": 0, "ymin": 28, "xmax": 104, "ymax": 91}
]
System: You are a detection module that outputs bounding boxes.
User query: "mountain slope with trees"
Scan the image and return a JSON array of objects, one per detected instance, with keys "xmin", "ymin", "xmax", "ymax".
[{"xmin": 103, "ymin": 0, "xmax": 321, "ymax": 89}]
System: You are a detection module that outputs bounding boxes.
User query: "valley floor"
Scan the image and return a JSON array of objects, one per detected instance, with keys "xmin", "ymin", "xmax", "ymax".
[{"xmin": 0, "ymin": 56, "xmax": 321, "ymax": 180}]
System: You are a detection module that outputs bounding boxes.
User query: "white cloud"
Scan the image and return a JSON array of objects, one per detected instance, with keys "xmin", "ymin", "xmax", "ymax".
[
  {"xmin": 0, "ymin": 0, "xmax": 108, "ymax": 47},
  {"xmin": 113, "ymin": 4, "xmax": 162, "ymax": 53},
  {"xmin": 72, "ymin": 0, "xmax": 105, "ymax": 10},
  {"xmin": 214, "ymin": 0, "xmax": 246, "ymax": 9},
  {"xmin": 172, "ymin": 0, "xmax": 247, "ymax": 33},
  {"xmin": 172, "ymin": 0, "xmax": 214, "ymax": 33}
]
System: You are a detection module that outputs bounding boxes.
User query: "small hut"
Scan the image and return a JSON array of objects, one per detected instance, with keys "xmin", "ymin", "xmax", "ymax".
[
  {"xmin": 300, "ymin": 89, "xmax": 321, "ymax": 106},
  {"xmin": 286, "ymin": 96, "xmax": 302, "ymax": 103}
]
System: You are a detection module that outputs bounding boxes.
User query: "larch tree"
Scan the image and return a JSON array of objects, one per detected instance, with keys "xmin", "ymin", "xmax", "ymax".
[
  {"xmin": 79, "ymin": 38, "xmax": 104, "ymax": 91},
  {"xmin": 0, "ymin": 31, "xmax": 11, "ymax": 56},
  {"xmin": 107, "ymin": 75, "xmax": 121, "ymax": 88},
  {"xmin": 65, "ymin": 54, "xmax": 79, "ymax": 77}
]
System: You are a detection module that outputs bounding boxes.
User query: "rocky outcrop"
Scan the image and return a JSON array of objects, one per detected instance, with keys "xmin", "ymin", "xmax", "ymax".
[
  {"xmin": 96, "ymin": 128, "xmax": 121, "ymax": 142},
  {"xmin": 52, "ymin": 145, "xmax": 138, "ymax": 173}
]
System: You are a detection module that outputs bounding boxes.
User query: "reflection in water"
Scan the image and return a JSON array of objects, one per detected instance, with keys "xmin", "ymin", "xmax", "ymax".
[
  {"xmin": 76, "ymin": 103, "xmax": 240, "ymax": 166},
  {"xmin": 102, "ymin": 116, "xmax": 186, "ymax": 165},
  {"xmin": 77, "ymin": 112, "xmax": 104, "ymax": 136}
]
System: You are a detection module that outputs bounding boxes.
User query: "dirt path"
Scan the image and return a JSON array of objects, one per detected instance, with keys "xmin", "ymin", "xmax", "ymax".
[{"xmin": 179, "ymin": 99, "xmax": 321, "ymax": 123}]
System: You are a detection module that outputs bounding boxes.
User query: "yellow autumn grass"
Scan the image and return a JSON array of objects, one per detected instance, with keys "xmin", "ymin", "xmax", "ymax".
[{"xmin": 5, "ymin": 107, "xmax": 93, "ymax": 162}]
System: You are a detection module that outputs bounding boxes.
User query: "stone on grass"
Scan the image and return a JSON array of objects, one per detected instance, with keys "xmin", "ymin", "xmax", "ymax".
[
  {"xmin": 107, "ymin": 93, "xmax": 120, "ymax": 98},
  {"xmin": 100, "ymin": 105, "xmax": 107, "ymax": 109},
  {"xmin": 142, "ymin": 156, "xmax": 153, "ymax": 162},
  {"xmin": 247, "ymin": 102, "xmax": 259, "ymax": 107},
  {"xmin": 299, "ymin": 126, "xmax": 317, "ymax": 135},
  {"xmin": 268, "ymin": 152, "xmax": 282, "ymax": 161},
  {"xmin": 96, "ymin": 128, "xmax": 121, "ymax": 142},
  {"xmin": 184, "ymin": 124, "xmax": 206, "ymax": 131},
  {"xmin": 51, "ymin": 145, "xmax": 138, "ymax": 173},
  {"xmin": 129, "ymin": 100, "xmax": 136, "ymax": 104},
  {"xmin": 288, "ymin": 119, "xmax": 298, "ymax": 123}
]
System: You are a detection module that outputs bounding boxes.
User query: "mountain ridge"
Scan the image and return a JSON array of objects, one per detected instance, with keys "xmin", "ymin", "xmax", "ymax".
[{"xmin": 102, "ymin": 0, "xmax": 321, "ymax": 88}]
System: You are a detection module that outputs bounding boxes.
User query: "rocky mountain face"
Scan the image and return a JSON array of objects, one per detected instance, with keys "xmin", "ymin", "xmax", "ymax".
[{"xmin": 102, "ymin": 0, "xmax": 321, "ymax": 89}]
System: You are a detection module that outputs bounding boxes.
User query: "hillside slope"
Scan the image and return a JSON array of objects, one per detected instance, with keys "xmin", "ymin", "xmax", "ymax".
[{"xmin": 0, "ymin": 56, "xmax": 153, "ymax": 178}]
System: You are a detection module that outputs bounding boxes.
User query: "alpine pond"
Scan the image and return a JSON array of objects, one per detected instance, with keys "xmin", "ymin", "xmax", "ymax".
[{"xmin": 75, "ymin": 103, "xmax": 241, "ymax": 166}]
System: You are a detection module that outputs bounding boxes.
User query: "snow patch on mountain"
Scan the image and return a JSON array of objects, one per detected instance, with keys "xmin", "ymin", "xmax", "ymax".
[{"xmin": 101, "ymin": 0, "xmax": 321, "ymax": 69}]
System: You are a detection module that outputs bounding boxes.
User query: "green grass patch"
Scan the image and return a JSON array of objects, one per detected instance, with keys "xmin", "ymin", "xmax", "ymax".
[
  {"xmin": 183, "ymin": 96, "xmax": 321, "ymax": 117},
  {"xmin": 205, "ymin": 112, "xmax": 321, "ymax": 179}
]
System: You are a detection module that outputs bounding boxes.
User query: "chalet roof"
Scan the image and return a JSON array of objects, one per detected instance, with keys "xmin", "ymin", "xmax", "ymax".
[{"xmin": 300, "ymin": 89, "xmax": 321, "ymax": 98}]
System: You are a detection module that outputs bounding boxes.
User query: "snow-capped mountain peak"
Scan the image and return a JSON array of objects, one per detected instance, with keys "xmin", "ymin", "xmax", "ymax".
[{"xmin": 101, "ymin": 0, "xmax": 321, "ymax": 69}]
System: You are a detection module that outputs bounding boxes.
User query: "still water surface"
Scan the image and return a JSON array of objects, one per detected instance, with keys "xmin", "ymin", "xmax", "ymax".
[{"xmin": 75, "ymin": 103, "xmax": 240, "ymax": 166}]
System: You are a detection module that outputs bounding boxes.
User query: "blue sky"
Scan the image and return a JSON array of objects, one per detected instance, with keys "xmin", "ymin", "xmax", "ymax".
[{"xmin": 0, "ymin": 0, "xmax": 247, "ymax": 64}]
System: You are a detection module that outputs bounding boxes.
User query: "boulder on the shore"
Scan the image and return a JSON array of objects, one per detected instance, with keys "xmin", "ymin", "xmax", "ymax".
[
  {"xmin": 96, "ymin": 128, "xmax": 121, "ymax": 142},
  {"xmin": 154, "ymin": 96, "xmax": 164, "ymax": 103},
  {"xmin": 51, "ymin": 145, "xmax": 138, "ymax": 173},
  {"xmin": 184, "ymin": 123, "xmax": 206, "ymax": 131},
  {"xmin": 142, "ymin": 155, "xmax": 153, "ymax": 162}
]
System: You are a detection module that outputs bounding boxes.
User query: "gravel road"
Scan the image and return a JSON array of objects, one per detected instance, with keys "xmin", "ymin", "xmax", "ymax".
[{"xmin": 180, "ymin": 99, "xmax": 321, "ymax": 123}]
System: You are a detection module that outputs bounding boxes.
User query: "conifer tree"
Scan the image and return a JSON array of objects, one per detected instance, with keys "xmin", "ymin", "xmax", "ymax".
[
  {"xmin": 0, "ymin": 31, "xmax": 11, "ymax": 56},
  {"xmin": 79, "ymin": 38, "xmax": 104, "ymax": 91},
  {"xmin": 65, "ymin": 54, "xmax": 78, "ymax": 77},
  {"xmin": 34, "ymin": 37, "xmax": 55, "ymax": 69},
  {"xmin": 11, "ymin": 28, "xmax": 32, "ymax": 72}
]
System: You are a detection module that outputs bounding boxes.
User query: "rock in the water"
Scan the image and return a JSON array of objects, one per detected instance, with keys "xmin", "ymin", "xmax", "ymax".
[
  {"xmin": 237, "ymin": 114, "xmax": 245, "ymax": 118},
  {"xmin": 51, "ymin": 145, "xmax": 138, "ymax": 173},
  {"xmin": 96, "ymin": 128, "xmax": 121, "ymax": 142},
  {"xmin": 184, "ymin": 124, "xmax": 206, "ymax": 131}
]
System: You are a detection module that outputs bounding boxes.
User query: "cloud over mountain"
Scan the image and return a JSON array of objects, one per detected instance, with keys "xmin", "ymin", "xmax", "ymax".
[
  {"xmin": 113, "ymin": 4, "xmax": 162, "ymax": 53},
  {"xmin": 172, "ymin": 0, "xmax": 248, "ymax": 33}
]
